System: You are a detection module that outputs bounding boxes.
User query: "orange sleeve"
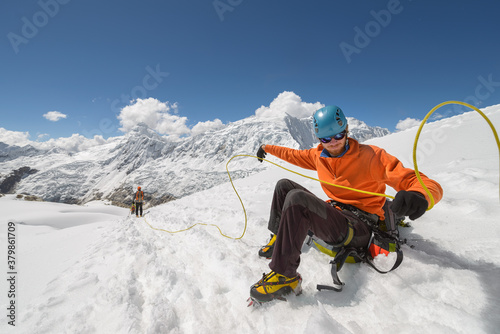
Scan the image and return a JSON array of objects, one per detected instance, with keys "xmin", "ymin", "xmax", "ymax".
[
  {"xmin": 265, "ymin": 145, "xmax": 319, "ymax": 170},
  {"xmin": 370, "ymin": 147, "xmax": 443, "ymax": 206}
]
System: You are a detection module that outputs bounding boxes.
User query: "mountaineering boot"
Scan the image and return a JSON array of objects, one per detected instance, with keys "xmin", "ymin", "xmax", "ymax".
[
  {"xmin": 249, "ymin": 271, "xmax": 302, "ymax": 304},
  {"xmin": 258, "ymin": 234, "xmax": 276, "ymax": 258}
]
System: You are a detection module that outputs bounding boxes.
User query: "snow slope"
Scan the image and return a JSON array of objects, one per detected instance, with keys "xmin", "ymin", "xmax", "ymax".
[{"xmin": 1, "ymin": 104, "xmax": 499, "ymax": 333}]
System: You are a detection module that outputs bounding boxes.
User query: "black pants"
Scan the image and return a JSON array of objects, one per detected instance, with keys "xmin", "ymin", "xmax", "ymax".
[
  {"xmin": 267, "ymin": 179, "xmax": 371, "ymax": 278},
  {"xmin": 135, "ymin": 202, "xmax": 143, "ymax": 216}
]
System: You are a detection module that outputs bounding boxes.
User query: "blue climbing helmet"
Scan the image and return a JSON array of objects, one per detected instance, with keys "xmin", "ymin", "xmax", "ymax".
[{"xmin": 313, "ymin": 105, "xmax": 347, "ymax": 138}]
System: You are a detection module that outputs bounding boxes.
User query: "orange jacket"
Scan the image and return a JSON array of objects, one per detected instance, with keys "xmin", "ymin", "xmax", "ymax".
[{"xmin": 265, "ymin": 139, "xmax": 443, "ymax": 219}]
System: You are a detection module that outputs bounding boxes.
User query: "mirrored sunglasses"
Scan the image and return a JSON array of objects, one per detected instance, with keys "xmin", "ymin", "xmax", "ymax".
[{"xmin": 319, "ymin": 130, "xmax": 347, "ymax": 143}]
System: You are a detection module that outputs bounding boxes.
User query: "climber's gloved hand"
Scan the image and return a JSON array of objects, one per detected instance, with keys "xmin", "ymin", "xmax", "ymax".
[
  {"xmin": 392, "ymin": 190, "xmax": 428, "ymax": 220},
  {"xmin": 256, "ymin": 145, "xmax": 266, "ymax": 163}
]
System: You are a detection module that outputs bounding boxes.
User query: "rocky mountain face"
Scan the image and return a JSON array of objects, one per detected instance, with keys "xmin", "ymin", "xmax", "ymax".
[
  {"xmin": 0, "ymin": 115, "xmax": 389, "ymax": 207},
  {"xmin": 0, "ymin": 166, "xmax": 38, "ymax": 193}
]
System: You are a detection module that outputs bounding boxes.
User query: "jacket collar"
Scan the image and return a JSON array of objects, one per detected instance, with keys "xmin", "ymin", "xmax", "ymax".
[{"xmin": 320, "ymin": 139, "xmax": 351, "ymax": 158}]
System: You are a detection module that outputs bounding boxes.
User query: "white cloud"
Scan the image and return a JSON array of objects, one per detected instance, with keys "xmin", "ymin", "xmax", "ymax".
[
  {"xmin": 191, "ymin": 119, "xmax": 224, "ymax": 136},
  {"xmin": 0, "ymin": 127, "xmax": 107, "ymax": 153},
  {"xmin": 255, "ymin": 91, "xmax": 324, "ymax": 121},
  {"xmin": 41, "ymin": 134, "xmax": 108, "ymax": 152},
  {"xmin": 430, "ymin": 112, "xmax": 449, "ymax": 121},
  {"xmin": 0, "ymin": 128, "xmax": 32, "ymax": 146},
  {"xmin": 43, "ymin": 111, "xmax": 67, "ymax": 122},
  {"xmin": 396, "ymin": 117, "xmax": 422, "ymax": 131},
  {"xmin": 117, "ymin": 98, "xmax": 190, "ymax": 137}
]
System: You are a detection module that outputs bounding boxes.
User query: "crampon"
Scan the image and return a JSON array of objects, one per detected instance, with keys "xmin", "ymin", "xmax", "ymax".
[
  {"xmin": 247, "ymin": 295, "xmax": 288, "ymax": 307},
  {"xmin": 247, "ymin": 271, "xmax": 302, "ymax": 307}
]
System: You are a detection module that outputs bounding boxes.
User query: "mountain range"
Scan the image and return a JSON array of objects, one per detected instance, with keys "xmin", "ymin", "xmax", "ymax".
[{"xmin": 0, "ymin": 114, "xmax": 389, "ymax": 207}]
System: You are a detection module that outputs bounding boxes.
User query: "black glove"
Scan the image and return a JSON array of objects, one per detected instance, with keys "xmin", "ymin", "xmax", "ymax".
[
  {"xmin": 256, "ymin": 145, "xmax": 266, "ymax": 163},
  {"xmin": 391, "ymin": 191, "xmax": 428, "ymax": 220}
]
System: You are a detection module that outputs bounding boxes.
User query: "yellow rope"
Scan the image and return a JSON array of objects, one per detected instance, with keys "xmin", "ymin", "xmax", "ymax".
[
  {"xmin": 231, "ymin": 154, "xmax": 395, "ymax": 199},
  {"xmin": 141, "ymin": 100, "xmax": 500, "ymax": 238},
  {"xmin": 140, "ymin": 156, "xmax": 249, "ymax": 240},
  {"xmin": 143, "ymin": 216, "xmax": 232, "ymax": 237},
  {"xmin": 413, "ymin": 101, "xmax": 500, "ymax": 210}
]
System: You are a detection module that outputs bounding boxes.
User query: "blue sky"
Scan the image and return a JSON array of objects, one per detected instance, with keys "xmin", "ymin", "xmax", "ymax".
[{"xmin": 1, "ymin": 0, "xmax": 500, "ymax": 142}]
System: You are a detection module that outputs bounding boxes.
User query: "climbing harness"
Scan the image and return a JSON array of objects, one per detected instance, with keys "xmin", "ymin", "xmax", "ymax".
[{"xmin": 315, "ymin": 199, "xmax": 405, "ymax": 292}]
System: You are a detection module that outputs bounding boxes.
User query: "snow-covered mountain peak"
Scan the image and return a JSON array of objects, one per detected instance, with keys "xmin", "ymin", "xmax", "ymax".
[
  {"xmin": 125, "ymin": 122, "xmax": 165, "ymax": 139},
  {"xmin": 0, "ymin": 112, "xmax": 390, "ymax": 206}
]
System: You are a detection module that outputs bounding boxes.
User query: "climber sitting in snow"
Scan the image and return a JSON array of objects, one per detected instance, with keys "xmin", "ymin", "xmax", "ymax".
[
  {"xmin": 134, "ymin": 186, "xmax": 144, "ymax": 217},
  {"xmin": 249, "ymin": 105, "xmax": 443, "ymax": 304}
]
